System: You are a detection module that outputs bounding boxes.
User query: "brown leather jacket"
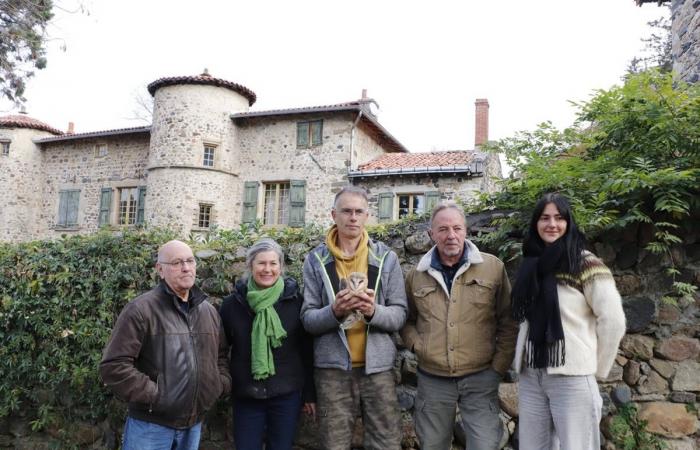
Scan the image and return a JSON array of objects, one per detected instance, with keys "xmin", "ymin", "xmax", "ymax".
[
  {"xmin": 401, "ymin": 242, "xmax": 518, "ymax": 377},
  {"xmin": 99, "ymin": 282, "xmax": 231, "ymax": 429}
]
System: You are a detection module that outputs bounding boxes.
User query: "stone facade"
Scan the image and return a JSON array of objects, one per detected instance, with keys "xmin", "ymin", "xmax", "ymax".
[
  {"xmin": 0, "ymin": 73, "xmax": 499, "ymax": 242},
  {"xmin": 39, "ymin": 134, "xmax": 149, "ymax": 236},
  {"xmin": 671, "ymin": 0, "xmax": 700, "ymax": 83},
  {"xmin": 0, "ymin": 127, "xmax": 54, "ymax": 241}
]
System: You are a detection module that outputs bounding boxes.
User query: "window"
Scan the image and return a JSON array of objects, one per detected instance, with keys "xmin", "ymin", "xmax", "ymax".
[
  {"xmin": 398, "ymin": 194, "xmax": 425, "ymax": 218},
  {"xmin": 296, "ymin": 120, "xmax": 323, "ymax": 148},
  {"xmin": 94, "ymin": 144, "xmax": 108, "ymax": 158},
  {"xmin": 198, "ymin": 204, "xmax": 212, "ymax": 228},
  {"xmin": 242, "ymin": 180, "xmax": 306, "ymax": 226},
  {"xmin": 377, "ymin": 191, "xmax": 441, "ymax": 222},
  {"xmin": 118, "ymin": 188, "xmax": 139, "ymax": 225},
  {"xmin": 1, "ymin": 141, "xmax": 9, "ymax": 156},
  {"xmin": 57, "ymin": 190, "xmax": 80, "ymax": 227},
  {"xmin": 203, "ymin": 144, "xmax": 216, "ymax": 167},
  {"xmin": 264, "ymin": 182, "xmax": 290, "ymax": 225}
]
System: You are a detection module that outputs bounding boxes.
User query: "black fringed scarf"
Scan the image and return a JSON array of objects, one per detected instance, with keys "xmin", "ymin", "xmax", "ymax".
[{"xmin": 512, "ymin": 238, "xmax": 568, "ymax": 369}]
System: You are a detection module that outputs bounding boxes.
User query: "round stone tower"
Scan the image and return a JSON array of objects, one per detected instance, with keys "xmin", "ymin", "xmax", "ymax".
[
  {"xmin": 145, "ymin": 71, "xmax": 256, "ymax": 234},
  {"xmin": 0, "ymin": 114, "xmax": 63, "ymax": 242}
]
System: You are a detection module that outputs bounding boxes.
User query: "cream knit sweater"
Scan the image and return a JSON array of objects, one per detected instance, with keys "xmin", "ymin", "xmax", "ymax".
[{"xmin": 513, "ymin": 252, "xmax": 626, "ymax": 379}]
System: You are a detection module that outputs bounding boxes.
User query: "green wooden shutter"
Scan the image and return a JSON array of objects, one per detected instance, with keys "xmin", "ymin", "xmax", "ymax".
[
  {"xmin": 288, "ymin": 180, "xmax": 306, "ymax": 227},
  {"xmin": 66, "ymin": 190, "xmax": 80, "ymax": 226},
  {"xmin": 311, "ymin": 120, "xmax": 323, "ymax": 146},
  {"xmin": 242, "ymin": 181, "xmax": 259, "ymax": 224},
  {"xmin": 378, "ymin": 193, "xmax": 394, "ymax": 222},
  {"xmin": 425, "ymin": 191, "xmax": 441, "ymax": 215},
  {"xmin": 98, "ymin": 188, "xmax": 112, "ymax": 226},
  {"xmin": 57, "ymin": 191, "xmax": 68, "ymax": 226},
  {"xmin": 136, "ymin": 186, "xmax": 147, "ymax": 225},
  {"xmin": 297, "ymin": 122, "xmax": 309, "ymax": 148}
]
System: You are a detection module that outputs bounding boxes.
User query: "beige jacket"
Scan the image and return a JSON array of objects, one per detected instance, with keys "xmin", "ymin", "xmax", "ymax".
[{"xmin": 401, "ymin": 241, "xmax": 518, "ymax": 377}]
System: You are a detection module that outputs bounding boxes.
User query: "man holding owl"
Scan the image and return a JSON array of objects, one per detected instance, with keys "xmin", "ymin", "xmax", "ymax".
[{"xmin": 301, "ymin": 186, "xmax": 407, "ymax": 450}]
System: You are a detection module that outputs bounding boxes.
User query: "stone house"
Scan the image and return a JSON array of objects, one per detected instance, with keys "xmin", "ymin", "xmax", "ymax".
[{"xmin": 0, "ymin": 72, "xmax": 500, "ymax": 242}]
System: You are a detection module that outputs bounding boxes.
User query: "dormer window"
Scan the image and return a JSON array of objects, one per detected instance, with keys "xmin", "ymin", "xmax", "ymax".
[{"xmin": 203, "ymin": 144, "xmax": 216, "ymax": 167}]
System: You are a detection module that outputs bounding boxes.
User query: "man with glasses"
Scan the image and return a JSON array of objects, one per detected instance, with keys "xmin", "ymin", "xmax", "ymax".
[
  {"xmin": 100, "ymin": 240, "xmax": 230, "ymax": 450},
  {"xmin": 301, "ymin": 186, "xmax": 407, "ymax": 449}
]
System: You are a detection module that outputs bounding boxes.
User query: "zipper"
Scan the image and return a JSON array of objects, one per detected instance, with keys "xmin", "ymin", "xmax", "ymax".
[{"xmin": 187, "ymin": 309, "xmax": 199, "ymax": 421}]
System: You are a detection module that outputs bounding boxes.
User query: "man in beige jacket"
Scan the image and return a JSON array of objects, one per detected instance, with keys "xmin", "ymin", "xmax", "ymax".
[{"xmin": 401, "ymin": 202, "xmax": 518, "ymax": 450}]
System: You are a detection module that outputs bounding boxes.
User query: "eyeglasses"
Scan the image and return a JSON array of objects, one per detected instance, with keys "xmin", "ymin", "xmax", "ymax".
[
  {"xmin": 159, "ymin": 258, "xmax": 197, "ymax": 268},
  {"xmin": 338, "ymin": 208, "xmax": 367, "ymax": 217}
]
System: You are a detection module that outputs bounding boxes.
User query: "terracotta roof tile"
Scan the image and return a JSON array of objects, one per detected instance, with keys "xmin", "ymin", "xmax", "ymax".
[
  {"xmin": 0, "ymin": 114, "xmax": 63, "ymax": 135},
  {"xmin": 147, "ymin": 72, "xmax": 256, "ymax": 106},
  {"xmin": 358, "ymin": 151, "xmax": 479, "ymax": 170}
]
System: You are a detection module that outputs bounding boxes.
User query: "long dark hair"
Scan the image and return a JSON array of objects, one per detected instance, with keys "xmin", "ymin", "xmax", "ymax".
[{"xmin": 524, "ymin": 193, "xmax": 587, "ymax": 275}]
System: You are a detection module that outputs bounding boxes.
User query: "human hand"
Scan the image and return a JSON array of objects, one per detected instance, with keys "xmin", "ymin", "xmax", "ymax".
[
  {"xmin": 302, "ymin": 402, "xmax": 316, "ymax": 417},
  {"xmin": 332, "ymin": 288, "xmax": 362, "ymax": 319},
  {"xmin": 355, "ymin": 289, "xmax": 376, "ymax": 319}
]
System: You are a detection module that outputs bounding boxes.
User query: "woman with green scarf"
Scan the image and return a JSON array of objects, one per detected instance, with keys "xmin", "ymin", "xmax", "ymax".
[{"xmin": 219, "ymin": 238, "xmax": 315, "ymax": 450}]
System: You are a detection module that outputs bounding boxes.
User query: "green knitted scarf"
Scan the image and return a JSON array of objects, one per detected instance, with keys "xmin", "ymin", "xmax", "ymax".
[{"xmin": 246, "ymin": 276, "xmax": 287, "ymax": 380}]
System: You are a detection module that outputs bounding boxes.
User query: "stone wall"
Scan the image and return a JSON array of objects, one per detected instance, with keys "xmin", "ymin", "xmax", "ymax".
[
  {"xmin": 146, "ymin": 83, "xmax": 249, "ymax": 233},
  {"xmin": 671, "ymin": 0, "xmax": 700, "ymax": 83},
  {"xmin": 353, "ymin": 120, "xmax": 391, "ymax": 169},
  {"xmin": 236, "ymin": 113, "xmax": 357, "ymax": 225},
  {"xmin": 0, "ymin": 127, "xmax": 52, "ymax": 242},
  {"xmin": 39, "ymin": 135, "xmax": 150, "ymax": 237}
]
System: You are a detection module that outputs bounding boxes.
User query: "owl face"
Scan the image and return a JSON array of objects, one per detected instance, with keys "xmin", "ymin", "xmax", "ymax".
[{"xmin": 346, "ymin": 272, "xmax": 367, "ymax": 294}]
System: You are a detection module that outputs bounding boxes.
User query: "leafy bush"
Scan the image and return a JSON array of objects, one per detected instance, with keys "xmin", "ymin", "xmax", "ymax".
[
  {"xmin": 0, "ymin": 229, "xmax": 176, "ymax": 437},
  {"xmin": 475, "ymin": 70, "xmax": 699, "ymax": 301}
]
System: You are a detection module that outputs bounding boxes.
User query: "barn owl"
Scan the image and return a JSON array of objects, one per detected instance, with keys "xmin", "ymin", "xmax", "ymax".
[{"xmin": 339, "ymin": 272, "xmax": 368, "ymax": 329}]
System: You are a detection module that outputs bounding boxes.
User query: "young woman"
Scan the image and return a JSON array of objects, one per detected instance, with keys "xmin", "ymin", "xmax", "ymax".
[
  {"xmin": 512, "ymin": 193, "xmax": 626, "ymax": 450},
  {"xmin": 219, "ymin": 238, "xmax": 315, "ymax": 450}
]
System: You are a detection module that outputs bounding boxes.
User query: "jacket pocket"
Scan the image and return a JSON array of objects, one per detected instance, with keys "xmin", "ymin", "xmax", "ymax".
[{"xmin": 462, "ymin": 278, "xmax": 495, "ymax": 305}]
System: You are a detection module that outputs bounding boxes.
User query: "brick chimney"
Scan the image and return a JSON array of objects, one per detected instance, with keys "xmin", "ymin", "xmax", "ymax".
[
  {"xmin": 474, "ymin": 98, "xmax": 489, "ymax": 147},
  {"xmin": 67, "ymin": 122, "xmax": 75, "ymax": 134}
]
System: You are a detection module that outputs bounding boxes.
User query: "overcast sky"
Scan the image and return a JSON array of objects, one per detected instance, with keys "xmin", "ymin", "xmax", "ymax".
[{"xmin": 3, "ymin": 0, "xmax": 668, "ymax": 152}]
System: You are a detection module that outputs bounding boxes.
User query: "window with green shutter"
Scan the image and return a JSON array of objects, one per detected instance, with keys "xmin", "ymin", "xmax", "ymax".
[
  {"xmin": 242, "ymin": 181, "xmax": 259, "ymax": 224},
  {"xmin": 296, "ymin": 122, "xmax": 309, "ymax": 148},
  {"xmin": 297, "ymin": 120, "xmax": 323, "ymax": 148},
  {"xmin": 98, "ymin": 188, "xmax": 112, "ymax": 226},
  {"xmin": 288, "ymin": 180, "xmax": 306, "ymax": 227},
  {"xmin": 136, "ymin": 186, "xmax": 147, "ymax": 224},
  {"xmin": 57, "ymin": 190, "xmax": 80, "ymax": 227},
  {"xmin": 378, "ymin": 193, "xmax": 394, "ymax": 222},
  {"xmin": 425, "ymin": 191, "xmax": 441, "ymax": 215}
]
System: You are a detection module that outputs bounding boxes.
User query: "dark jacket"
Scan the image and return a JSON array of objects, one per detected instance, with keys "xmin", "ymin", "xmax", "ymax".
[
  {"xmin": 220, "ymin": 277, "xmax": 315, "ymax": 402},
  {"xmin": 99, "ymin": 282, "xmax": 231, "ymax": 429}
]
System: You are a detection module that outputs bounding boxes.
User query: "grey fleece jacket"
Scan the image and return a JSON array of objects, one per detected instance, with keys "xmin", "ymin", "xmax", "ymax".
[{"xmin": 301, "ymin": 239, "xmax": 407, "ymax": 374}]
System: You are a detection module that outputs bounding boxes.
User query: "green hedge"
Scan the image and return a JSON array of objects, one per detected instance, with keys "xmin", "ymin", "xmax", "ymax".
[{"xmin": 0, "ymin": 219, "xmax": 422, "ymax": 446}]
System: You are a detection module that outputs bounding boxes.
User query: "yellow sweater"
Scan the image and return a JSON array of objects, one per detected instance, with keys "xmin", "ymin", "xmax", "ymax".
[{"xmin": 326, "ymin": 226, "xmax": 369, "ymax": 367}]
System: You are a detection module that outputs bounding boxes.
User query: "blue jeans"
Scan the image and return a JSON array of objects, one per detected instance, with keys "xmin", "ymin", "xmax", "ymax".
[
  {"xmin": 232, "ymin": 391, "xmax": 303, "ymax": 450},
  {"xmin": 122, "ymin": 416, "xmax": 201, "ymax": 450}
]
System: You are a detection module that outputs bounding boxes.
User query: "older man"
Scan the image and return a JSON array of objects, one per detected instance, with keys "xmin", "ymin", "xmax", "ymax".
[
  {"xmin": 100, "ymin": 240, "xmax": 230, "ymax": 450},
  {"xmin": 401, "ymin": 202, "xmax": 518, "ymax": 450},
  {"xmin": 301, "ymin": 186, "xmax": 407, "ymax": 450}
]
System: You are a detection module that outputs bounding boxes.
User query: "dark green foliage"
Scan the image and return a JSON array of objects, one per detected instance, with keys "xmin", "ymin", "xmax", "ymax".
[
  {"xmin": 609, "ymin": 404, "xmax": 665, "ymax": 450},
  {"xmin": 0, "ymin": 0, "xmax": 54, "ymax": 104},
  {"xmin": 0, "ymin": 229, "xmax": 175, "ymax": 436},
  {"xmin": 476, "ymin": 71, "xmax": 699, "ymax": 303}
]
